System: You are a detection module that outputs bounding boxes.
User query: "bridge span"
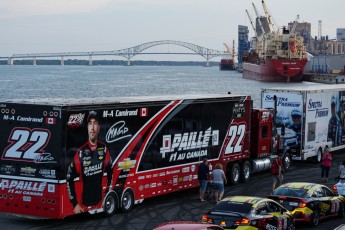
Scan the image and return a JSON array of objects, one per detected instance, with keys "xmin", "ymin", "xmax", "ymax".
[{"xmin": 1, "ymin": 40, "xmax": 226, "ymax": 66}]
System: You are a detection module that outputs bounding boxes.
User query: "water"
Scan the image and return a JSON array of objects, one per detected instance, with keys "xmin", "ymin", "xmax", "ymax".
[{"xmin": 0, "ymin": 65, "xmax": 321, "ymax": 107}]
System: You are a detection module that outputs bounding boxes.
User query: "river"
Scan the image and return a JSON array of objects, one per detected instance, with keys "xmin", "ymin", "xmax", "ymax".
[{"xmin": 0, "ymin": 65, "xmax": 322, "ymax": 107}]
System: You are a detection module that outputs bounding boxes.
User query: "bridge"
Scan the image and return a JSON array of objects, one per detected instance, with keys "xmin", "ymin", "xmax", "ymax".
[{"xmin": 0, "ymin": 40, "xmax": 227, "ymax": 66}]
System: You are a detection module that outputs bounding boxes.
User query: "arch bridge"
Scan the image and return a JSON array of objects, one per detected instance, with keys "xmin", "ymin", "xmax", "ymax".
[{"xmin": 4, "ymin": 40, "xmax": 226, "ymax": 66}]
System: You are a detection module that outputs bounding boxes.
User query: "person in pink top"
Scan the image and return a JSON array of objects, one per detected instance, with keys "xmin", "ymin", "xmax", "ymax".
[{"xmin": 320, "ymin": 147, "xmax": 332, "ymax": 182}]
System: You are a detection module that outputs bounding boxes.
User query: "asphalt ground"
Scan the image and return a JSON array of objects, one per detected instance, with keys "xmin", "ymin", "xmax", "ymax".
[{"xmin": 1, "ymin": 151, "xmax": 345, "ymax": 230}]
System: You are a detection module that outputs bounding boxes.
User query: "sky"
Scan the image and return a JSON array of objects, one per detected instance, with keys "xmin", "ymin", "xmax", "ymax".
[{"xmin": 0, "ymin": 0, "xmax": 344, "ymax": 61}]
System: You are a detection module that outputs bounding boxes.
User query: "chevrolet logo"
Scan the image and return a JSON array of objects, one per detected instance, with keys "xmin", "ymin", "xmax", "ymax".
[
  {"xmin": 20, "ymin": 167, "xmax": 36, "ymax": 174},
  {"xmin": 118, "ymin": 158, "xmax": 136, "ymax": 172}
]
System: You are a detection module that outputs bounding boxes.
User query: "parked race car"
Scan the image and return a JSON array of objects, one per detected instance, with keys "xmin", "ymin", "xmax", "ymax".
[
  {"xmin": 333, "ymin": 179, "xmax": 345, "ymax": 197},
  {"xmin": 201, "ymin": 196, "xmax": 295, "ymax": 230},
  {"xmin": 269, "ymin": 182, "xmax": 345, "ymax": 226}
]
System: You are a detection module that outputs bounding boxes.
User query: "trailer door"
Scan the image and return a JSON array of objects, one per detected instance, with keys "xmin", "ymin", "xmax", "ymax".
[{"xmin": 0, "ymin": 103, "xmax": 63, "ymax": 219}]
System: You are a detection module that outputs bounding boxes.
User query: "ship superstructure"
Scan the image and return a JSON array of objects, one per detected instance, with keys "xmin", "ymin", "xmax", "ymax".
[{"xmin": 242, "ymin": 1, "xmax": 308, "ymax": 82}]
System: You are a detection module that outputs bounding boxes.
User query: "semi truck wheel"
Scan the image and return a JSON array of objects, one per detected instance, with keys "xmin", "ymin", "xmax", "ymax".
[
  {"xmin": 313, "ymin": 148, "xmax": 322, "ymax": 163},
  {"xmin": 282, "ymin": 152, "xmax": 291, "ymax": 171},
  {"xmin": 240, "ymin": 161, "xmax": 251, "ymax": 183},
  {"xmin": 227, "ymin": 163, "xmax": 240, "ymax": 185},
  {"xmin": 103, "ymin": 192, "xmax": 117, "ymax": 217},
  {"xmin": 121, "ymin": 189, "xmax": 134, "ymax": 212}
]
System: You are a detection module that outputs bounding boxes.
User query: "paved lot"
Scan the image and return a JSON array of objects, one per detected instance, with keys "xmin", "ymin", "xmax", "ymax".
[{"xmin": 1, "ymin": 151, "xmax": 345, "ymax": 230}]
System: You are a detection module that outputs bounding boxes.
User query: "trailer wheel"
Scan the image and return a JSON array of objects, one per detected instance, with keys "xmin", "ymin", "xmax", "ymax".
[
  {"xmin": 315, "ymin": 148, "xmax": 323, "ymax": 163},
  {"xmin": 121, "ymin": 189, "xmax": 134, "ymax": 213},
  {"xmin": 240, "ymin": 161, "xmax": 251, "ymax": 183},
  {"xmin": 228, "ymin": 163, "xmax": 240, "ymax": 185},
  {"xmin": 103, "ymin": 192, "xmax": 117, "ymax": 217},
  {"xmin": 282, "ymin": 152, "xmax": 291, "ymax": 171}
]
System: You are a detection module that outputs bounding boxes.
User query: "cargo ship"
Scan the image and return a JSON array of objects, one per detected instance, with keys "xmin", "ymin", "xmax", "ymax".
[
  {"xmin": 242, "ymin": 1, "xmax": 308, "ymax": 82},
  {"xmin": 219, "ymin": 57, "xmax": 235, "ymax": 70},
  {"xmin": 219, "ymin": 41, "xmax": 237, "ymax": 71}
]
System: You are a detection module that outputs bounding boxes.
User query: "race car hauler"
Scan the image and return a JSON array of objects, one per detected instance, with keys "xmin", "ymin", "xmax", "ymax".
[
  {"xmin": 0, "ymin": 94, "xmax": 279, "ymax": 219},
  {"xmin": 261, "ymin": 84, "xmax": 345, "ymax": 162}
]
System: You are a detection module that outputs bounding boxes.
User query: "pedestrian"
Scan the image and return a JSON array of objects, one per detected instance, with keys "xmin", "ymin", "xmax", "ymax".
[
  {"xmin": 271, "ymin": 155, "xmax": 283, "ymax": 192},
  {"xmin": 211, "ymin": 163, "xmax": 227, "ymax": 202},
  {"xmin": 198, "ymin": 158, "xmax": 209, "ymax": 202},
  {"xmin": 320, "ymin": 147, "xmax": 332, "ymax": 182},
  {"xmin": 339, "ymin": 160, "xmax": 345, "ymax": 179}
]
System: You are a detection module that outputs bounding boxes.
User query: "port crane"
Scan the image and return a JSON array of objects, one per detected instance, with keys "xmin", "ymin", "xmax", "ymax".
[
  {"xmin": 290, "ymin": 15, "xmax": 300, "ymax": 34},
  {"xmin": 261, "ymin": 0, "xmax": 279, "ymax": 34},
  {"xmin": 252, "ymin": 2, "xmax": 266, "ymax": 36},
  {"xmin": 223, "ymin": 40, "xmax": 236, "ymax": 61},
  {"xmin": 245, "ymin": 8, "xmax": 265, "ymax": 58},
  {"xmin": 246, "ymin": 9, "xmax": 259, "ymax": 38}
]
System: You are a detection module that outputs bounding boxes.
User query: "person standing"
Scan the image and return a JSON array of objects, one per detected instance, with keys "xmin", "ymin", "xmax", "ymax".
[
  {"xmin": 67, "ymin": 111, "xmax": 113, "ymax": 214},
  {"xmin": 320, "ymin": 147, "xmax": 332, "ymax": 182},
  {"xmin": 211, "ymin": 163, "xmax": 227, "ymax": 202},
  {"xmin": 339, "ymin": 160, "xmax": 345, "ymax": 179},
  {"xmin": 271, "ymin": 155, "xmax": 283, "ymax": 192},
  {"xmin": 198, "ymin": 158, "xmax": 209, "ymax": 202}
]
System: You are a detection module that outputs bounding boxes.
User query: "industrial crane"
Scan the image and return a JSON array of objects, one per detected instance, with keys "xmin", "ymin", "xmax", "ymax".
[
  {"xmin": 246, "ymin": 9, "xmax": 259, "ymax": 38},
  {"xmin": 290, "ymin": 15, "xmax": 300, "ymax": 34},
  {"xmin": 245, "ymin": 7, "xmax": 266, "ymax": 58},
  {"xmin": 252, "ymin": 2, "xmax": 266, "ymax": 36},
  {"xmin": 223, "ymin": 40, "xmax": 236, "ymax": 61},
  {"xmin": 261, "ymin": 0, "xmax": 279, "ymax": 34}
]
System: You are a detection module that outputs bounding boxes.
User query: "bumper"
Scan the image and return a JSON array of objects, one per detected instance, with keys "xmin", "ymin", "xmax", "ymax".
[{"xmin": 292, "ymin": 208, "xmax": 313, "ymax": 222}]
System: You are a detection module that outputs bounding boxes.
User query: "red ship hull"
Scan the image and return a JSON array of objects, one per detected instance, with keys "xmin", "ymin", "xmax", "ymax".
[
  {"xmin": 219, "ymin": 59, "xmax": 235, "ymax": 70},
  {"xmin": 243, "ymin": 59, "xmax": 308, "ymax": 82}
]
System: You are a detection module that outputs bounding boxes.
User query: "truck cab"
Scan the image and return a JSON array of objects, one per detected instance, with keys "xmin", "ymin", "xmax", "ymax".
[{"xmin": 250, "ymin": 108, "xmax": 274, "ymax": 159}]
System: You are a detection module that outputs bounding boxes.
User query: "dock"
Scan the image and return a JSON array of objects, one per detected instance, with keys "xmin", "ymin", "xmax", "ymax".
[{"xmin": 303, "ymin": 73, "xmax": 345, "ymax": 84}]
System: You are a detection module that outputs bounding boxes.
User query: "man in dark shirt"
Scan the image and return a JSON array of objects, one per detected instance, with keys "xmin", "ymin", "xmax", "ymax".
[
  {"xmin": 67, "ymin": 111, "xmax": 113, "ymax": 214},
  {"xmin": 198, "ymin": 158, "xmax": 209, "ymax": 202}
]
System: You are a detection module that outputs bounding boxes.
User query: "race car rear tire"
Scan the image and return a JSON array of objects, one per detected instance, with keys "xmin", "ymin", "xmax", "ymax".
[
  {"xmin": 103, "ymin": 192, "xmax": 117, "ymax": 217},
  {"xmin": 121, "ymin": 189, "xmax": 134, "ymax": 212},
  {"xmin": 227, "ymin": 163, "xmax": 240, "ymax": 185},
  {"xmin": 240, "ymin": 161, "xmax": 251, "ymax": 183},
  {"xmin": 287, "ymin": 221, "xmax": 296, "ymax": 230},
  {"xmin": 338, "ymin": 202, "xmax": 345, "ymax": 218},
  {"xmin": 310, "ymin": 211, "xmax": 319, "ymax": 226}
]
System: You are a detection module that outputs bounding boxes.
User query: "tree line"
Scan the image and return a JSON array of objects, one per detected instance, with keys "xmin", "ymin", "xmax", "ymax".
[{"xmin": 0, "ymin": 59, "xmax": 219, "ymax": 66}]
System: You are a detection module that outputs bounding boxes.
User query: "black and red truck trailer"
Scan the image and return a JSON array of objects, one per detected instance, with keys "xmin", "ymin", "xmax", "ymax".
[{"xmin": 0, "ymin": 94, "xmax": 283, "ymax": 218}]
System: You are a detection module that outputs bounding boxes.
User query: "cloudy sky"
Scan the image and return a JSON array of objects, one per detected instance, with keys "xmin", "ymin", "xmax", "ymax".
[{"xmin": 0, "ymin": 0, "xmax": 343, "ymax": 60}]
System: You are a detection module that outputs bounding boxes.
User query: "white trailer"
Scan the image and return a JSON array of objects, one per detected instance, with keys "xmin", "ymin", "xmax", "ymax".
[{"xmin": 261, "ymin": 84, "xmax": 345, "ymax": 162}]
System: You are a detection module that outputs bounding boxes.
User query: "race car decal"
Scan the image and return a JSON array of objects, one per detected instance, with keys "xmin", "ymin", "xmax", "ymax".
[{"xmin": 2, "ymin": 128, "xmax": 53, "ymax": 163}]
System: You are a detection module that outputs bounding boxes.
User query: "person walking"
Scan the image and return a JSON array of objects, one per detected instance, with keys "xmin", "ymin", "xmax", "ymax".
[
  {"xmin": 339, "ymin": 160, "xmax": 345, "ymax": 179},
  {"xmin": 211, "ymin": 163, "xmax": 227, "ymax": 202},
  {"xmin": 320, "ymin": 147, "xmax": 332, "ymax": 182},
  {"xmin": 271, "ymin": 155, "xmax": 283, "ymax": 192},
  {"xmin": 198, "ymin": 158, "xmax": 209, "ymax": 202}
]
